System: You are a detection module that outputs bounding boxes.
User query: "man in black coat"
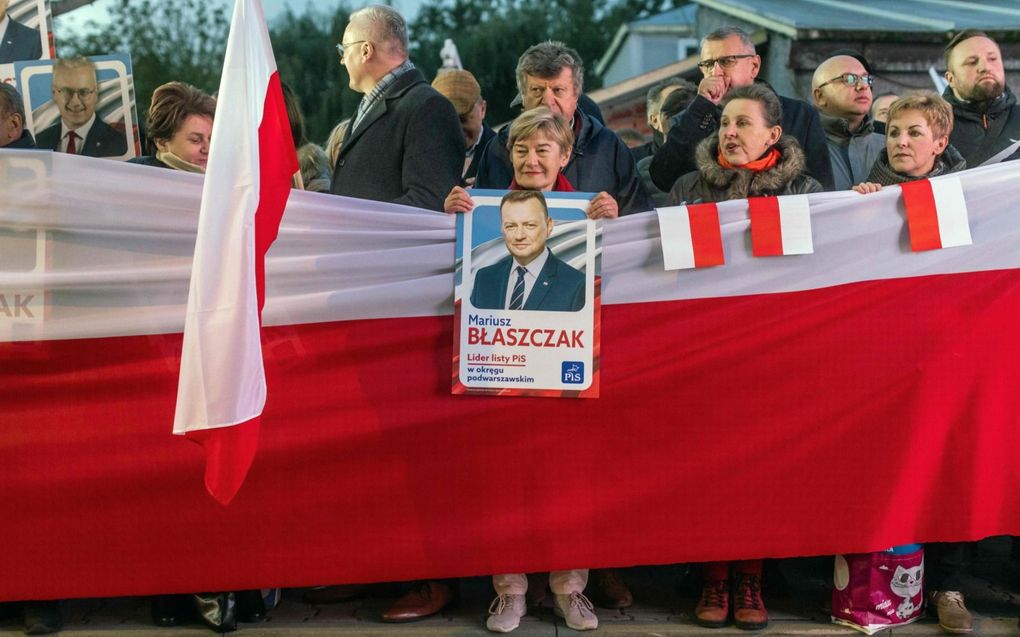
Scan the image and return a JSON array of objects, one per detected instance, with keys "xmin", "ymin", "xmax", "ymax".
[
  {"xmin": 35, "ymin": 57, "xmax": 127, "ymax": 158},
  {"xmin": 649, "ymin": 26, "xmax": 833, "ymax": 193},
  {"xmin": 474, "ymin": 40, "xmax": 652, "ymax": 216},
  {"xmin": 0, "ymin": 0, "xmax": 42, "ymax": 64},
  {"xmin": 330, "ymin": 5, "xmax": 463, "ymax": 211},
  {"xmin": 942, "ymin": 29, "xmax": 1020, "ymax": 166}
]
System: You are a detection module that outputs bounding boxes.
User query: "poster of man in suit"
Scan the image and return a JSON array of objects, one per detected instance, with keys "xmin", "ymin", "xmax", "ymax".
[
  {"xmin": 453, "ymin": 188, "xmax": 601, "ymax": 397},
  {"xmin": 13, "ymin": 53, "xmax": 138, "ymax": 160},
  {"xmin": 0, "ymin": 0, "xmax": 50, "ymax": 67}
]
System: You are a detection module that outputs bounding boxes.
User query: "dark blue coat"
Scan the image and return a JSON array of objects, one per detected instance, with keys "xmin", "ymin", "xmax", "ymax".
[
  {"xmin": 474, "ymin": 110, "xmax": 653, "ymax": 216},
  {"xmin": 0, "ymin": 17, "xmax": 42, "ymax": 64},
  {"xmin": 470, "ymin": 251, "xmax": 585, "ymax": 312},
  {"xmin": 36, "ymin": 117, "xmax": 128, "ymax": 158}
]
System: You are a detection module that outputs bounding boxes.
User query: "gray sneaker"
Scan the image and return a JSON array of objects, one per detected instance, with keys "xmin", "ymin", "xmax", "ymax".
[
  {"xmin": 931, "ymin": 590, "xmax": 973, "ymax": 634},
  {"xmin": 553, "ymin": 592, "xmax": 598, "ymax": 631},
  {"xmin": 486, "ymin": 594, "xmax": 525, "ymax": 633}
]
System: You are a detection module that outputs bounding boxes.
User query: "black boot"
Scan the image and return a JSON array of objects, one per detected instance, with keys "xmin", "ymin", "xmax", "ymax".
[
  {"xmin": 236, "ymin": 590, "xmax": 266, "ymax": 623},
  {"xmin": 151, "ymin": 594, "xmax": 183, "ymax": 627}
]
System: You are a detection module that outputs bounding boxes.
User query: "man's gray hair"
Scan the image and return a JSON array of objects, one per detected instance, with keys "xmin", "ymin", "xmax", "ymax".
[
  {"xmin": 701, "ymin": 26, "xmax": 755, "ymax": 52},
  {"xmin": 351, "ymin": 5, "xmax": 409, "ymax": 57},
  {"xmin": 0, "ymin": 83, "xmax": 26, "ymax": 121},
  {"xmin": 516, "ymin": 41, "xmax": 584, "ymax": 96}
]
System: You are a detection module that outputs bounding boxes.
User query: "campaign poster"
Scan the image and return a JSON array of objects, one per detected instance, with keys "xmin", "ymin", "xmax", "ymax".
[
  {"xmin": 452, "ymin": 189, "xmax": 601, "ymax": 398},
  {"xmin": 13, "ymin": 53, "xmax": 139, "ymax": 160},
  {"xmin": 0, "ymin": 0, "xmax": 52, "ymax": 82}
]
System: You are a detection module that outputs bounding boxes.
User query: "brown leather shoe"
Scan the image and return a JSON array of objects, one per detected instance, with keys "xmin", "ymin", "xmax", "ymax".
[
  {"xmin": 931, "ymin": 590, "xmax": 973, "ymax": 634},
  {"xmin": 695, "ymin": 579, "xmax": 729, "ymax": 628},
  {"xmin": 380, "ymin": 582, "xmax": 455, "ymax": 622},
  {"xmin": 589, "ymin": 568, "xmax": 633, "ymax": 609},
  {"xmin": 732, "ymin": 573, "xmax": 768, "ymax": 630}
]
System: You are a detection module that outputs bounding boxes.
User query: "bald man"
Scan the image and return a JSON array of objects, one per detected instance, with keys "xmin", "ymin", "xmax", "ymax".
[{"xmin": 811, "ymin": 54, "xmax": 884, "ymax": 190}]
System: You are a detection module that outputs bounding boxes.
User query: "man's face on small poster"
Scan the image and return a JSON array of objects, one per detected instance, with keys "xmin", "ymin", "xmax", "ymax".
[
  {"xmin": 500, "ymin": 197, "xmax": 554, "ymax": 266},
  {"xmin": 52, "ymin": 65, "xmax": 99, "ymax": 129}
]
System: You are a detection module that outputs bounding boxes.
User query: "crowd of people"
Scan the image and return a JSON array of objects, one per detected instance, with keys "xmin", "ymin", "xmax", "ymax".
[{"xmin": 3, "ymin": 2, "xmax": 1020, "ymax": 635}]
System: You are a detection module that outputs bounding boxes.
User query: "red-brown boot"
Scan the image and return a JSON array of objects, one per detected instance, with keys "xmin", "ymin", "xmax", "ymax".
[
  {"xmin": 732, "ymin": 572, "xmax": 768, "ymax": 630},
  {"xmin": 694, "ymin": 579, "xmax": 729, "ymax": 628}
]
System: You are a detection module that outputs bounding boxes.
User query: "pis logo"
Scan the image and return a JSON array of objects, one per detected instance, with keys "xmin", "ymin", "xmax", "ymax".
[{"xmin": 561, "ymin": 361, "xmax": 584, "ymax": 384}]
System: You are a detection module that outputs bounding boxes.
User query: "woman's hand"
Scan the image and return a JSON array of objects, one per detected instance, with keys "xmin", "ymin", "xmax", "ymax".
[
  {"xmin": 586, "ymin": 191, "xmax": 619, "ymax": 219},
  {"xmin": 443, "ymin": 186, "xmax": 474, "ymax": 214},
  {"xmin": 852, "ymin": 182, "xmax": 883, "ymax": 194}
]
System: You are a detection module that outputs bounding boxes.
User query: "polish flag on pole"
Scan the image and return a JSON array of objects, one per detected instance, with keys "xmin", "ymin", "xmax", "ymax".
[
  {"xmin": 901, "ymin": 176, "xmax": 973, "ymax": 252},
  {"xmin": 656, "ymin": 202, "xmax": 725, "ymax": 270},
  {"xmin": 749, "ymin": 195, "xmax": 814, "ymax": 256},
  {"xmin": 173, "ymin": 0, "xmax": 298, "ymax": 505}
]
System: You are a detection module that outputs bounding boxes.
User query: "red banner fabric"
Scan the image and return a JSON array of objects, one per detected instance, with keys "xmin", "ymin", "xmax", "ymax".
[{"xmin": 3, "ymin": 269, "xmax": 1020, "ymax": 601}]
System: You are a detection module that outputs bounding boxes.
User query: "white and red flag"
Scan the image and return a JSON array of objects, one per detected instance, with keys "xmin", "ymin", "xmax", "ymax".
[
  {"xmin": 749, "ymin": 194, "xmax": 813, "ymax": 256},
  {"xmin": 901, "ymin": 176, "xmax": 973, "ymax": 252},
  {"xmin": 656, "ymin": 202, "xmax": 725, "ymax": 270},
  {"xmin": 173, "ymin": 0, "xmax": 298, "ymax": 505}
]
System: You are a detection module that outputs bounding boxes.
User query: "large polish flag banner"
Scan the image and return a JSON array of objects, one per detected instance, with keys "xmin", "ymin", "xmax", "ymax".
[
  {"xmin": 173, "ymin": 0, "xmax": 298, "ymax": 505},
  {"xmin": 2, "ymin": 153, "xmax": 1020, "ymax": 599}
]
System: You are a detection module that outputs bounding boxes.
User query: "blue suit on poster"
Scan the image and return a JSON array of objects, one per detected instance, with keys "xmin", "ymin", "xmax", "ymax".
[
  {"xmin": 0, "ymin": 17, "xmax": 43, "ymax": 64},
  {"xmin": 470, "ymin": 250, "xmax": 585, "ymax": 312}
]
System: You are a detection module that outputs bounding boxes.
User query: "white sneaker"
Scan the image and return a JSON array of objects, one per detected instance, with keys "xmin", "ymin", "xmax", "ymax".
[
  {"xmin": 486, "ymin": 593, "xmax": 526, "ymax": 633},
  {"xmin": 553, "ymin": 592, "xmax": 598, "ymax": 631}
]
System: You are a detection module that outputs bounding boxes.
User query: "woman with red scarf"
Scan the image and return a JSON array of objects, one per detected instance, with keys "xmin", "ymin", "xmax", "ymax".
[
  {"xmin": 670, "ymin": 83, "xmax": 822, "ymax": 632},
  {"xmin": 444, "ymin": 106, "xmax": 618, "ymax": 219},
  {"xmin": 670, "ymin": 83, "xmax": 822, "ymax": 206}
]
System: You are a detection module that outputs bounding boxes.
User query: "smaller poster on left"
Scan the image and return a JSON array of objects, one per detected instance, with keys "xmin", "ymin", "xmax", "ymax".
[
  {"xmin": 453, "ymin": 188, "xmax": 602, "ymax": 398},
  {"xmin": 13, "ymin": 53, "xmax": 140, "ymax": 160},
  {"xmin": 0, "ymin": 0, "xmax": 53, "ymax": 81}
]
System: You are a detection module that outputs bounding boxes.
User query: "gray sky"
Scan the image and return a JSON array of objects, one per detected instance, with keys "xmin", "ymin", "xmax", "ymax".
[{"xmin": 56, "ymin": 0, "xmax": 425, "ymax": 34}]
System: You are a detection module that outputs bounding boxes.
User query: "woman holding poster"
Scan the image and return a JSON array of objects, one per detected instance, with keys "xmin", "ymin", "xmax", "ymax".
[
  {"xmin": 443, "ymin": 106, "xmax": 619, "ymax": 219},
  {"xmin": 670, "ymin": 83, "xmax": 821, "ymax": 631}
]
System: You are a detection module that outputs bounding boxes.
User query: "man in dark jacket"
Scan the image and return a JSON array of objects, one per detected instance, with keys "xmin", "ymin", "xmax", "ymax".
[
  {"xmin": 432, "ymin": 68, "xmax": 494, "ymax": 187},
  {"xmin": 942, "ymin": 29, "xmax": 1020, "ymax": 166},
  {"xmin": 330, "ymin": 5, "xmax": 464, "ymax": 211},
  {"xmin": 811, "ymin": 53, "xmax": 884, "ymax": 190},
  {"xmin": 474, "ymin": 40, "xmax": 652, "ymax": 216},
  {"xmin": 649, "ymin": 26, "xmax": 833, "ymax": 193},
  {"xmin": 0, "ymin": 0, "xmax": 43, "ymax": 64},
  {"xmin": 0, "ymin": 83, "xmax": 35, "ymax": 148}
]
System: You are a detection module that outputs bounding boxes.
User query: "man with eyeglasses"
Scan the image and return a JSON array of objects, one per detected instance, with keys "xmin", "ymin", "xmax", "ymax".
[
  {"xmin": 942, "ymin": 29, "xmax": 1020, "ymax": 166},
  {"xmin": 36, "ymin": 56, "xmax": 127, "ymax": 158},
  {"xmin": 329, "ymin": 5, "xmax": 463, "ymax": 211},
  {"xmin": 649, "ymin": 26, "xmax": 832, "ymax": 193},
  {"xmin": 811, "ymin": 53, "xmax": 885, "ymax": 191}
]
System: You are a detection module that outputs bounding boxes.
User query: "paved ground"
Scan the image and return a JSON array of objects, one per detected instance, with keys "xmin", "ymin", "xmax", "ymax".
[{"xmin": 2, "ymin": 541, "xmax": 1018, "ymax": 636}]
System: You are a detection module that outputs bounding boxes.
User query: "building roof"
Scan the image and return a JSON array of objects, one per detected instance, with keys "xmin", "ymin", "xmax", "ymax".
[
  {"xmin": 694, "ymin": 0, "xmax": 1020, "ymax": 39},
  {"xmin": 596, "ymin": 4, "xmax": 699, "ymax": 77}
]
